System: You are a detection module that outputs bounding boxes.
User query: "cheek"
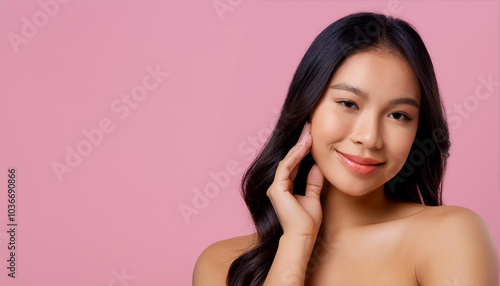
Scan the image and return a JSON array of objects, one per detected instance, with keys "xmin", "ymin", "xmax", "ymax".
[
  {"xmin": 310, "ymin": 111, "xmax": 353, "ymax": 165},
  {"xmin": 385, "ymin": 131, "xmax": 417, "ymax": 169},
  {"xmin": 311, "ymin": 110, "xmax": 352, "ymax": 145}
]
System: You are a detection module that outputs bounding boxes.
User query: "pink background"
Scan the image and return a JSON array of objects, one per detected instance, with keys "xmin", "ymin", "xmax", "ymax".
[{"xmin": 0, "ymin": 1, "xmax": 498, "ymax": 285}]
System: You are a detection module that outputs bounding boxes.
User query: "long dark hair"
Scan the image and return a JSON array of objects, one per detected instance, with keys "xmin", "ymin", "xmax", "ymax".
[{"xmin": 227, "ymin": 12, "xmax": 450, "ymax": 285}]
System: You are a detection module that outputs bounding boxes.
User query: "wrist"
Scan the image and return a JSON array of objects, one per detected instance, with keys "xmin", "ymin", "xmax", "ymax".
[{"xmin": 279, "ymin": 233, "xmax": 318, "ymax": 249}]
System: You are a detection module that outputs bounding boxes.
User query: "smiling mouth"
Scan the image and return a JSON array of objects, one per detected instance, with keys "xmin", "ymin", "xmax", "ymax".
[{"xmin": 336, "ymin": 151, "xmax": 384, "ymax": 175}]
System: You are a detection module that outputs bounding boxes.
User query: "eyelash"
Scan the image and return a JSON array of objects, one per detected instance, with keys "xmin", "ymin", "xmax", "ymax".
[{"xmin": 336, "ymin": 100, "xmax": 412, "ymax": 122}]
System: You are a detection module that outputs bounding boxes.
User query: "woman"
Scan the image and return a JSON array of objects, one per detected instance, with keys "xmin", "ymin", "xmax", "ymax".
[{"xmin": 193, "ymin": 12, "xmax": 499, "ymax": 285}]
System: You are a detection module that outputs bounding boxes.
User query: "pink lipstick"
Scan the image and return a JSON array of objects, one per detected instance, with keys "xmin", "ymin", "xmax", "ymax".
[{"xmin": 336, "ymin": 151, "xmax": 383, "ymax": 175}]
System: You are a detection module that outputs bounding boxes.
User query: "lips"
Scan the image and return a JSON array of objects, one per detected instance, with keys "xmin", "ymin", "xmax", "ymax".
[
  {"xmin": 336, "ymin": 151, "xmax": 384, "ymax": 175},
  {"xmin": 337, "ymin": 151, "xmax": 383, "ymax": 165}
]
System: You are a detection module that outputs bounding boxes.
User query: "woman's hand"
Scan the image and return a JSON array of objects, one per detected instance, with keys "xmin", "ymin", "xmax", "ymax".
[{"xmin": 266, "ymin": 121, "xmax": 325, "ymax": 238}]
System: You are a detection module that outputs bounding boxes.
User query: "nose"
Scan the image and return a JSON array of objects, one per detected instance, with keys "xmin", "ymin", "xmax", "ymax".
[{"xmin": 349, "ymin": 113, "xmax": 384, "ymax": 149}]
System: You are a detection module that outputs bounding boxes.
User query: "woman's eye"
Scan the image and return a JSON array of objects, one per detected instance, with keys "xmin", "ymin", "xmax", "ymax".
[
  {"xmin": 336, "ymin": 101, "xmax": 412, "ymax": 122},
  {"xmin": 337, "ymin": 100, "xmax": 358, "ymax": 110},
  {"xmin": 389, "ymin": 112, "xmax": 412, "ymax": 122}
]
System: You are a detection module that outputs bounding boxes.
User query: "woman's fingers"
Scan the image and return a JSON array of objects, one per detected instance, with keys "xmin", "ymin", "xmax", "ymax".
[
  {"xmin": 304, "ymin": 164, "xmax": 324, "ymax": 199},
  {"xmin": 267, "ymin": 121, "xmax": 310, "ymax": 207},
  {"xmin": 266, "ymin": 121, "xmax": 325, "ymax": 237},
  {"xmin": 273, "ymin": 122, "xmax": 311, "ymax": 184}
]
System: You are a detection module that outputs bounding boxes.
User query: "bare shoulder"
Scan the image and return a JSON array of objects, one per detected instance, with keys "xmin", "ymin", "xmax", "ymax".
[
  {"xmin": 411, "ymin": 205, "xmax": 499, "ymax": 285},
  {"xmin": 413, "ymin": 205, "xmax": 495, "ymax": 234},
  {"xmin": 192, "ymin": 232, "xmax": 259, "ymax": 286}
]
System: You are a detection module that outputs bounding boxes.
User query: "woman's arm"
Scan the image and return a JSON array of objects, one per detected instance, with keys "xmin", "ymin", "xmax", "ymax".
[
  {"xmin": 263, "ymin": 234, "xmax": 317, "ymax": 286},
  {"xmin": 262, "ymin": 121, "xmax": 324, "ymax": 285},
  {"xmin": 415, "ymin": 206, "xmax": 499, "ymax": 285}
]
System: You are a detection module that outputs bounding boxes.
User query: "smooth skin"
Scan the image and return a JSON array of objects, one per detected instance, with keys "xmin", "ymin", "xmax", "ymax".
[{"xmin": 193, "ymin": 49, "xmax": 499, "ymax": 285}]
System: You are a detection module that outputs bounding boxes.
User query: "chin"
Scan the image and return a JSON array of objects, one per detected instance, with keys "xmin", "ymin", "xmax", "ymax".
[
  {"xmin": 323, "ymin": 173, "xmax": 385, "ymax": 197},
  {"xmin": 337, "ymin": 185, "xmax": 382, "ymax": 197},
  {"xmin": 325, "ymin": 178, "xmax": 380, "ymax": 197}
]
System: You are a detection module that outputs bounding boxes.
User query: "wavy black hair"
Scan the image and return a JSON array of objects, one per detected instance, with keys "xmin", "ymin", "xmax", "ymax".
[{"xmin": 227, "ymin": 12, "xmax": 450, "ymax": 285}]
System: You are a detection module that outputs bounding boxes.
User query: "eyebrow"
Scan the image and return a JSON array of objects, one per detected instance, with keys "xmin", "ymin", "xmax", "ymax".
[{"xmin": 330, "ymin": 83, "xmax": 420, "ymax": 109}]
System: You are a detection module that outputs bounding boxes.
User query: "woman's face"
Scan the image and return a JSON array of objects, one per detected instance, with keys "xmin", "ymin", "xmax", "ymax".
[{"xmin": 309, "ymin": 48, "xmax": 421, "ymax": 196}]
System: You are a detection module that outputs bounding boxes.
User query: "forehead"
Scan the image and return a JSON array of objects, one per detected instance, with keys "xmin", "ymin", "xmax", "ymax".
[{"xmin": 328, "ymin": 49, "xmax": 421, "ymax": 102}]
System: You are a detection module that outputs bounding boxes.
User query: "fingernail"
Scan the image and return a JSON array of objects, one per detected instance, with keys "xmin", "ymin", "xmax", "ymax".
[{"xmin": 300, "ymin": 132, "xmax": 309, "ymax": 145}]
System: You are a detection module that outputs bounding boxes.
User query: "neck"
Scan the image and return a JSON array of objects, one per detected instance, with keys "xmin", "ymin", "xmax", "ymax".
[{"xmin": 317, "ymin": 180, "xmax": 399, "ymax": 241}]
